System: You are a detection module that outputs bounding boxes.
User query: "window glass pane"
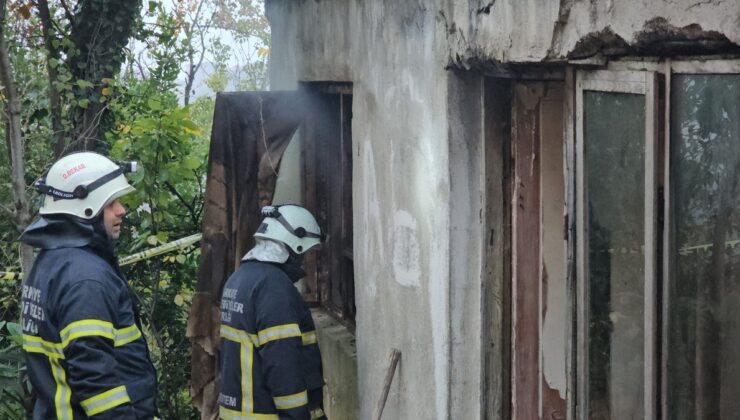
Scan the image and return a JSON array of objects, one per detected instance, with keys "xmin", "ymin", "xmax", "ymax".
[
  {"xmin": 585, "ymin": 91, "xmax": 645, "ymax": 419},
  {"xmin": 668, "ymin": 74, "xmax": 740, "ymax": 419}
]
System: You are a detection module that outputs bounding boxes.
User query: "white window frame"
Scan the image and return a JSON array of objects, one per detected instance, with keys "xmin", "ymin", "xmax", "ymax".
[
  {"xmin": 574, "ymin": 68, "xmax": 660, "ymax": 420},
  {"xmin": 569, "ymin": 59, "xmax": 740, "ymax": 420}
]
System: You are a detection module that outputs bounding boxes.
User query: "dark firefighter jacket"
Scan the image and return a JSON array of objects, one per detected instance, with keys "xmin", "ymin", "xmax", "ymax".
[
  {"xmin": 19, "ymin": 215, "xmax": 158, "ymax": 419},
  {"xmin": 219, "ymin": 259, "xmax": 325, "ymax": 420}
]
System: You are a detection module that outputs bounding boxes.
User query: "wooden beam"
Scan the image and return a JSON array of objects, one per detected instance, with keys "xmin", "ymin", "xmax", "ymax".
[{"xmin": 373, "ymin": 349, "xmax": 402, "ymax": 420}]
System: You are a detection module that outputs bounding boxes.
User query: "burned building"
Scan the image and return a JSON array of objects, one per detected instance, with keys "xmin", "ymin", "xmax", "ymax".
[{"xmin": 188, "ymin": 0, "xmax": 740, "ymax": 418}]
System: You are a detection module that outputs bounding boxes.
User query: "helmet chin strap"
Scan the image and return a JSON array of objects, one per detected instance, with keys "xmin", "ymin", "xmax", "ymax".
[{"xmin": 282, "ymin": 250, "xmax": 307, "ymax": 282}]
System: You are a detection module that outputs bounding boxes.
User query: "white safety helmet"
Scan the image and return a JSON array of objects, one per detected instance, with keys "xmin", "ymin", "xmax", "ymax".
[
  {"xmin": 254, "ymin": 204, "xmax": 323, "ymax": 254},
  {"xmin": 35, "ymin": 152, "xmax": 137, "ymax": 220}
]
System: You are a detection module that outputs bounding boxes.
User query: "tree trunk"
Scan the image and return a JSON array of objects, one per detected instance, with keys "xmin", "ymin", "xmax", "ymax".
[
  {"xmin": 67, "ymin": 0, "xmax": 142, "ymax": 151},
  {"xmin": 0, "ymin": 0, "xmax": 33, "ymax": 272},
  {"xmin": 37, "ymin": 0, "xmax": 66, "ymax": 158}
]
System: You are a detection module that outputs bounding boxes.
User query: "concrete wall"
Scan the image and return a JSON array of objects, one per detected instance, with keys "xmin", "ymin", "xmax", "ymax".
[
  {"xmin": 267, "ymin": 1, "xmax": 465, "ymax": 419},
  {"xmin": 444, "ymin": 0, "xmax": 739, "ymax": 66},
  {"xmin": 264, "ymin": 1, "xmax": 739, "ymax": 419},
  {"xmin": 312, "ymin": 310, "xmax": 360, "ymax": 420}
]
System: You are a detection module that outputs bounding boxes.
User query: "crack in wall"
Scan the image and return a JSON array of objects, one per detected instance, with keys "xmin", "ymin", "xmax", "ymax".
[
  {"xmin": 546, "ymin": 0, "xmax": 575, "ymax": 59},
  {"xmin": 687, "ymin": 0, "xmax": 721, "ymax": 10}
]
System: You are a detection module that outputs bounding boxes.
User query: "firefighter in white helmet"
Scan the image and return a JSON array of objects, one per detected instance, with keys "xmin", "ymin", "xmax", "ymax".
[
  {"xmin": 218, "ymin": 204, "xmax": 327, "ymax": 420},
  {"xmin": 20, "ymin": 152, "xmax": 159, "ymax": 419}
]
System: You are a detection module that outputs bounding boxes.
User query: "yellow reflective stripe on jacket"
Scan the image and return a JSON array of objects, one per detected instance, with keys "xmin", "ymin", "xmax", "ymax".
[
  {"xmin": 301, "ymin": 331, "xmax": 317, "ymax": 346},
  {"xmin": 80, "ymin": 385, "xmax": 130, "ymax": 416},
  {"xmin": 273, "ymin": 390, "xmax": 308, "ymax": 410},
  {"xmin": 23, "ymin": 334, "xmax": 64, "ymax": 358},
  {"xmin": 219, "ymin": 406, "xmax": 279, "ymax": 419},
  {"xmin": 50, "ymin": 357, "xmax": 73, "ymax": 420},
  {"xmin": 60, "ymin": 320, "xmax": 115, "ymax": 347},
  {"xmin": 23, "ymin": 324, "xmax": 140, "ymax": 360},
  {"xmin": 220, "ymin": 325, "xmax": 260, "ymax": 414},
  {"xmin": 221, "ymin": 324, "xmax": 258, "ymax": 345},
  {"xmin": 59, "ymin": 320, "xmax": 142, "ymax": 349},
  {"xmin": 114, "ymin": 324, "xmax": 142, "ymax": 346},
  {"xmin": 257, "ymin": 323, "xmax": 301, "ymax": 346},
  {"xmin": 241, "ymin": 341, "xmax": 254, "ymax": 413},
  {"xmin": 221, "ymin": 324, "xmax": 308, "ymax": 347}
]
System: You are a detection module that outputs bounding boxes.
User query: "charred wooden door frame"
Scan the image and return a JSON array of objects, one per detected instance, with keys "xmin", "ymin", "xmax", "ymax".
[
  {"xmin": 484, "ymin": 76, "xmax": 568, "ymax": 419},
  {"xmin": 483, "ymin": 78, "xmax": 513, "ymax": 420},
  {"xmin": 482, "ymin": 68, "xmax": 576, "ymax": 420},
  {"xmin": 511, "ymin": 81, "xmax": 543, "ymax": 419},
  {"xmin": 511, "ymin": 81, "xmax": 568, "ymax": 419},
  {"xmin": 300, "ymin": 82, "xmax": 356, "ymax": 323}
]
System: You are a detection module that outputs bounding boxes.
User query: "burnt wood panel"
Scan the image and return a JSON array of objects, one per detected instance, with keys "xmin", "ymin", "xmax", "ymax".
[
  {"xmin": 303, "ymin": 87, "xmax": 355, "ymax": 320},
  {"xmin": 483, "ymin": 78, "xmax": 513, "ymax": 420},
  {"xmin": 190, "ymin": 91, "xmax": 304, "ymax": 417},
  {"xmin": 303, "ymin": 104, "xmax": 319, "ymax": 303},
  {"xmin": 340, "ymin": 94, "xmax": 355, "ymax": 319},
  {"xmin": 512, "ymin": 82, "xmax": 543, "ymax": 420}
]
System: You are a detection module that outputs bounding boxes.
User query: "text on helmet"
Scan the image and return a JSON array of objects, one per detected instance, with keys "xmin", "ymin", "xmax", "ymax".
[{"xmin": 61, "ymin": 163, "xmax": 87, "ymax": 180}]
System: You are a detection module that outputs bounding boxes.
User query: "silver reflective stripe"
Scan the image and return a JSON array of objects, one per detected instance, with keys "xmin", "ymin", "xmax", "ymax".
[
  {"xmin": 50, "ymin": 358, "xmax": 72, "ymax": 420},
  {"xmin": 220, "ymin": 325, "xmax": 258, "ymax": 346},
  {"xmin": 80, "ymin": 385, "xmax": 130, "ymax": 416},
  {"xmin": 241, "ymin": 342, "xmax": 252, "ymax": 413},
  {"xmin": 114, "ymin": 325, "xmax": 141, "ymax": 346},
  {"xmin": 221, "ymin": 326, "xmax": 249, "ymax": 341},
  {"xmin": 257, "ymin": 324, "xmax": 301, "ymax": 346},
  {"xmin": 219, "ymin": 406, "xmax": 279, "ymax": 420},
  {"xmin": 273, "ymin": 390, "xmax": 308, "ymax": 410},
  {"xmin": 23, "ymin": 337, "xmax": 64, "ymax": 357},
  {"xmin": 60, "ymin": 322, "xmax": 115, "ymax": 347}
]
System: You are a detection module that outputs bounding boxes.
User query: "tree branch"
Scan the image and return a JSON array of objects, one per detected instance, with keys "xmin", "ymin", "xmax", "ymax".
[
  {"xmin": 58, "ymin": 0, "xmax": 75, "ymax": 24},
  {"xmin": 165, "ymin": 181, "xmax": 199, "ymax": 227},
  {"xmin": 182, "ymin": 0, "xmax": 216, "ymax": 106}
]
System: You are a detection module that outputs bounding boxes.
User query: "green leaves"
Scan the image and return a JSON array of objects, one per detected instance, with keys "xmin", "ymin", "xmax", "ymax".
[
  {"xmin": 0, "ymin": 321, "xmax": 30, "ymax": 418},
  {"xmin": 5, "ymin": 323, "xmax": 21, "ymax": 346},
  {"xmin": 147, "ymin": 98, "xmax": 163, "ymax": 111},
  {"xmin": 148, "ymin": 1, "xmax": 160, "ymax": 14},
  {"xmin": 182, "ymin": 156, "xmax": 201, "ymax": 170},
  {"xmin": 75, "ymin": 79, "xmax": 94, "ymax": 90}
]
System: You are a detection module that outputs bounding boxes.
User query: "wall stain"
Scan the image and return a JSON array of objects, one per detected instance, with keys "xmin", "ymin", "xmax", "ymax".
[{"xmin": 568, "ymin": 18, "xmax": 740, "ymax": 59}]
